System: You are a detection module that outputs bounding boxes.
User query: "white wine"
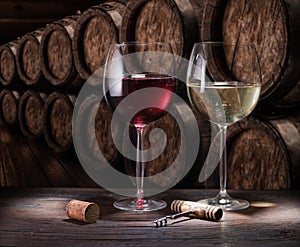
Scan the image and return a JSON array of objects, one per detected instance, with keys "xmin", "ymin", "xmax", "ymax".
[{"xmin": 187, "ymin": 81, "xmax": 261, "ymax": 125}]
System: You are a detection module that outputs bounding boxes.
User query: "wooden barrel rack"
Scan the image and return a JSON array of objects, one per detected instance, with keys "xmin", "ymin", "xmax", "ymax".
[{"xmin": 0, "ymin": 0, "xmax": 299, "ymax": 189}]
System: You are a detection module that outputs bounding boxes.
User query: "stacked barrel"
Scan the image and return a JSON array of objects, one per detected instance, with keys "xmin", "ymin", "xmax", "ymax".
[
  {"xmin": 0, "ymin": 0, "xmax": 128, "ymax": 187},
  {"xmin": 0, "ymin": 0, "xmax": 299, "ymax": 189}
]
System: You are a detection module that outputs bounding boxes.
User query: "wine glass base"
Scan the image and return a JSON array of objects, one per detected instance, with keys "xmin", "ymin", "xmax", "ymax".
[
  {"xmin": 198, "ymin": 193, "xmax": 249, "ymax": 211},
  {"xmin": 113, "ymin": 198, "xmax": 167, "ymax": 212}
]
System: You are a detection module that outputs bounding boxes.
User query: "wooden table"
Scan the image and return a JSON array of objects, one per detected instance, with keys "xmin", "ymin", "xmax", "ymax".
[{"xmin": 0, "ymin": 188, "xmax": 299, "ymax": 246}]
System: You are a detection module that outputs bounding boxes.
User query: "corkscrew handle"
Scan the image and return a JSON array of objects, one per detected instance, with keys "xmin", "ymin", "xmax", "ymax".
[{"xmin": 171, "ymin": 200, "xmax": 223, "ymax": 221}]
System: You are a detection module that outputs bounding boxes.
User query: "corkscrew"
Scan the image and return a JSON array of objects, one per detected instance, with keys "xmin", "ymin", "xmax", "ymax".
[
  {"xmin": 153, "ymin": 210, "xmax": 194, "ymax": 228},
  {"xmin": 153, "ymin": 200, "xmax": 223, "ymax": 227}
]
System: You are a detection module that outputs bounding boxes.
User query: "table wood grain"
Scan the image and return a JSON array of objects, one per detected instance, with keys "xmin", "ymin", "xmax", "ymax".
[{"xmin": 0, "ymin": 188, "xmax": 299, "ymax": 246}]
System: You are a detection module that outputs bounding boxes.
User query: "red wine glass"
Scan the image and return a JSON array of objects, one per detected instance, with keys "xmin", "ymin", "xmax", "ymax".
[{"xmin": 103, "ymin": 42, "xmax": 176, "ymax": 211}]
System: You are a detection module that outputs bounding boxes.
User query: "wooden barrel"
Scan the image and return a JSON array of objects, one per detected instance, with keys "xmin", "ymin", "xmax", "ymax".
[
  {"xmin": 0, "ymin": 40, "xmax": 20, "ymax": 87},
  {"xmin": 18, "ymin": 90, "xmax": 46, "ymax": 138},
  {"xmin": 227, "ymin": 112, "xmax": 300, "ymax": 190},
  {"xmin": 123, "ymin": 106, "xmax": 212, "ymax": 188},
  {"xmin": 16, "ymin": 28, "xmax": 50, "ymax": 89},
  {"xmin": 120, "ymin": 0, "xmax": 200, "ymax": 58},
  {"xmin": 0, "ymin": 89, "xmax": 19, "ymax": 127},
  {"xmin": 201, "ymin": 0, "xmax": 300, "ymax": 107},
  {"xmin": 73, "ymin": 93, "xmax": 125, "ymax": 171},
  {"xmin": 73, "ymin": 1, "xmax": 127, "ymax": 79},
  {"xmin": 273, "ymin": 77, "xmax": 300, "ymax": 108},
  {"xmin": 43, "ymin": 92, "xmax": 76, "ymax": 153},
  {"xmin": 40, "ymin": 14, "xmax": 83, "ymax": 88}
]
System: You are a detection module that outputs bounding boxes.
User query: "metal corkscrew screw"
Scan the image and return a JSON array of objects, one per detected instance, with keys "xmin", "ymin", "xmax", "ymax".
[
  {"xmin": 153, "ymin": 200, "xmax": 223, "ymax": 227},
  {"xmin": 153, "ymin": 210, "xmax": 194, "ymax": 227}
]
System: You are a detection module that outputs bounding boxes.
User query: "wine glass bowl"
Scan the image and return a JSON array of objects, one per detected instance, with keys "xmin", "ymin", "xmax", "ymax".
[
  {"xmin": 103, "ymin": 42, "xmax": 177, "ymax": 211},
  {"xmin": 187, "ymin": 42, "xmax": 261, "ymax": 211}
]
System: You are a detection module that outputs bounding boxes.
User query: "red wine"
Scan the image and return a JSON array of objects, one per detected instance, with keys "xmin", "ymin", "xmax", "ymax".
[{"xmin": 106, "ymin": 73, "xmax": 176, "ymax": 127}]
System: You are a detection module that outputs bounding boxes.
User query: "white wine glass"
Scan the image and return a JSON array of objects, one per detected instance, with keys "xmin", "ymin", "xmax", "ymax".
[
  {"xmin": 187, "ymin": 42, "xmax": 261, "ymax": 211},
  {"xmin": 103, "ymin": 42, "xmax": 177, "ymax": 211}
]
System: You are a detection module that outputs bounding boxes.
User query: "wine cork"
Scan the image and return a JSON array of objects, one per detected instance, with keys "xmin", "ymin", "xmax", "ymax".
[
  {"xmin": 66, "ymin": 200, "xmax": 100, "ymax": 223},
  {"xmin": 171, "ymin": 200, "xmax": 223, "ymax": 221}
]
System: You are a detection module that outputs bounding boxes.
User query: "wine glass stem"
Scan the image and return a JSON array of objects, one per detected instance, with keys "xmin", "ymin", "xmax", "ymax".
[
  {"xmin": 219, "ymin": 125, "xmax": 228, "ymax": 198},
  {"xmin": 136, "ymin": 127, "xmax": 145, "ymax": 204}
]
